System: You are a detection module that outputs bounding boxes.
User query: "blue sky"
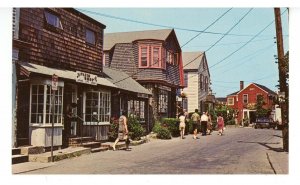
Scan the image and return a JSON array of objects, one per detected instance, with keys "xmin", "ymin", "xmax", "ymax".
[{"xmin": 77, "ymin": 8, "xmax": 289, "ymax": 97}]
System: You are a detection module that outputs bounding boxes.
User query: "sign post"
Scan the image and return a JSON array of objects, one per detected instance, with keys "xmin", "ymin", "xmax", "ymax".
[{"xmin": 51, "ymin": 74, "xmax": 58, "ymax": 162}]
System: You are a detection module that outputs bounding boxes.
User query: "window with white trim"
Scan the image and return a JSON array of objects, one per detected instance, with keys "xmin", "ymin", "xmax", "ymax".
[
  {"xmin": 44, "ymin": 11, "xmax": 62, "ymax": 29},
  {"xmin": 227, "ymin": 97, "xmax": 234, "ymax": 105},
  {"xmin": 30, "ymin": 84, "xmax": 63, "ymax": 124},
  {"xmin": 84, "ymin": 90, "xmax": 111, "ymax": 124},
  {"xmin": 243, "ymin": 94, "xmax": 248, "ymax": 104}
]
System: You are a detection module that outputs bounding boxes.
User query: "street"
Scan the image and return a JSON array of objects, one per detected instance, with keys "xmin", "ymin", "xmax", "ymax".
[{"xmin": 18, "ymin": 127, "xmax": 286, "ymax": 174}]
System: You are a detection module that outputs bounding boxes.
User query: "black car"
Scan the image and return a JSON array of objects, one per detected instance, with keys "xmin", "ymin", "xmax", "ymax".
[{"xmin": 254, "ymin": 118, "xmax": 276, "ymax": 129}]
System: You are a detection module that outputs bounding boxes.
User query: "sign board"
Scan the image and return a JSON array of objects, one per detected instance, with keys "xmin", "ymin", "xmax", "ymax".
[
  {"xmin": 52, "ymin": 74, "xmax": 58, "ymax": 91},
  {"xmin": 76, "ymin": 71, "xmax": 97, "ymax": 85}
]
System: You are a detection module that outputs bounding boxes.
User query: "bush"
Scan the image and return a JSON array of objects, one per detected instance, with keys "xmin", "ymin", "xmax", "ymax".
[
  {"xmin": 156, "ymin": 127, "xmax": 171, "ymax": 139},
  {"xmin": 162, "ymin": 118, "xmax": 180, "ymax": 137},
  {"xmin": 152, "ymin": 121, "xmax": 162, "ymax": 133},
  {"xmin": 128, "ymin": 115, "xmax": 145, "ymax": 141}
]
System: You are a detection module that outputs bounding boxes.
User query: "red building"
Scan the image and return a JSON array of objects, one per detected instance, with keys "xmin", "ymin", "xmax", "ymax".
[{"xmin": 227, "ymin": 81, "xmax": 277, "ymax": 125}]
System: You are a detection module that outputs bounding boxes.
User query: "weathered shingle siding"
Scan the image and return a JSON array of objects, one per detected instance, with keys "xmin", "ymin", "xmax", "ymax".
[
  {"xmin": 109, "ymin": 43, "xmax": 136, "ymax": 76},
  {"xmin": 17, "ymin": 8, "xmax": 104, "ymax": 76}
]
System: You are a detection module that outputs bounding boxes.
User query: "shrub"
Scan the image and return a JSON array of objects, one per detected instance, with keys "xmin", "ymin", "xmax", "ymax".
[
  {"xmin": 152, "ymin": 121, "xmax": 162, "ymax": 133},
  {"xmin": 108, "ymin": 117, "xmax": 119, "ymax": 141},
  {"xmin": 226, "ymin": 119, "xmax": 236, "ymax": 125},
  {"xmin": 156, "ymin": 127, "xmax": 171, "ymax": 139},
  {"xmin": 162, "ymin": 118, "xmax": 180, "ymax": 137},
  {"xmin": 128, "ymin": 115, "xmax": 145, "ymax": 141}
]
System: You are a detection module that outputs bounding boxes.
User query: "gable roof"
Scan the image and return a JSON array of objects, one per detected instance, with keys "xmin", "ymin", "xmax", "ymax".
[
  {"xmin": 253, "ymin": 83, "xmax": 277, "ymax": 96},
  {"xmin": 103, "ymin": 67, "xmax": 151, "ymax": 95},
  {"xmin": 104, "ymin": 29, "xmax": 173, "ymax": 51},
  {"xmin": 182, "ymin": 51, "xmax": 204, "ymax": 70},
  {"xmin": 227, "ymin": 91, "xmax": 239, "ymax": 96}
]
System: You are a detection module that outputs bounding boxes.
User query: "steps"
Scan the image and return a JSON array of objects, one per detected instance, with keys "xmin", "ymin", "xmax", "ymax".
[
  {"xmin": 12, "ymin": 148, "xmax": 28, "ymax": 164},
  {"xmin": 68, "ymin": 137, "xmax": 109, "ymax": 153}
]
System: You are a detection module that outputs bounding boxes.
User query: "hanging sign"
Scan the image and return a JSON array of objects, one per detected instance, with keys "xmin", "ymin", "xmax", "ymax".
[{"xmin": 52, "ymin": 74, "xmax": 58, "ymax": 91}]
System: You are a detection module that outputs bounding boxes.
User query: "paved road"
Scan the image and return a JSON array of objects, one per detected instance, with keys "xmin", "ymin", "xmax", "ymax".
[{"xmin": 22, "ymin": 127, "xmax": 283, "ymax": 174}]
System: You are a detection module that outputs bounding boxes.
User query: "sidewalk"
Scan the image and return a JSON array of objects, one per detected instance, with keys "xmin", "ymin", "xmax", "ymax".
[{"xmin": 12, "ymin": 137, "xmax": 150, "ymax": 174}]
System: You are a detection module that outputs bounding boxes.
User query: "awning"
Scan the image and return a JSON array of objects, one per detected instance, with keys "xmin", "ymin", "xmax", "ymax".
[{"xmin": 18, "ymin": 62, "xmax": 117, "ymax": 88}]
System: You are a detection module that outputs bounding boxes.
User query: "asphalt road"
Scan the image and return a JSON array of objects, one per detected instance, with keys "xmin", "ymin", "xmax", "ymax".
[{"xmin": 23, "ymin": 127, "xmax": 283, "ymax": 174}]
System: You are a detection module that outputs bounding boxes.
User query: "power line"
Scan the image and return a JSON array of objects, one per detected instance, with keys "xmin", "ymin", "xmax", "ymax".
[
  {"xmin": 208, "ymin": 8, "xmax": 288, "ymax": 69},
  {"xmin": 180, "ymin": 8, "xmax": 232, "ymax": 48},
  {"xmin": 183, "ymin": 8, "xmax": 253, "ymax": 69},
  {"xmin": 77, "ymin": 8, "xmax": 268, "ymax": 38}
]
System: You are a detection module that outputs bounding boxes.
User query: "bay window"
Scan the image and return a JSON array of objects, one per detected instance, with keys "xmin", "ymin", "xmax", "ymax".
[{"xmin": 139, "ymin": 45, "xmax": 162, "ymax": 68}]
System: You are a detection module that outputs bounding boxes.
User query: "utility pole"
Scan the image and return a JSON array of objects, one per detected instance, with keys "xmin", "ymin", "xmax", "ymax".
[{"xmin": 274, "ymin": 8, "xmax": 288, "ymax": 152}]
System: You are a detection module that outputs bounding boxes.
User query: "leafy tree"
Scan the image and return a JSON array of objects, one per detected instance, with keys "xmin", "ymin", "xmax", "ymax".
[{"xmin": 255, "ymin": 95, "xmax": 269, "ymax": 118}]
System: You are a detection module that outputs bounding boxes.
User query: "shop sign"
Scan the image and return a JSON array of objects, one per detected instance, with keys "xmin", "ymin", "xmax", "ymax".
[
  {"xmin": 52, "ymin": 74, "xmax": 58, "ymax": 91},
  {"xmin": 76, "ymin": 71, "xmax": 97, "ymax": 85}
]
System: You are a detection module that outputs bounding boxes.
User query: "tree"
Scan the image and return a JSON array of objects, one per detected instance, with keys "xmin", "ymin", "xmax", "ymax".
[{"xmin": 255, "ymin": 95, "xmax": 269, "ymax": 118}]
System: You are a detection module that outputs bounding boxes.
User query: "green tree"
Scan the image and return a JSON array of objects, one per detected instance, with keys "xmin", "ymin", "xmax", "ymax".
[{"xmin": 255, "ymin": 94, "xmax": 269, "ymax": 118}]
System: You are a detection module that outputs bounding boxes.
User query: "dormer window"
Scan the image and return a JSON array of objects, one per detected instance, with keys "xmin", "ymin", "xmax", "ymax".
[{"xmin": 44, "ymin": 11, "xmax": 63, "ymax": 29}]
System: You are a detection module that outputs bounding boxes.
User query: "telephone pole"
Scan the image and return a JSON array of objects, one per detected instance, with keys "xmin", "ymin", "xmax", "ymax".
[{"xmin": 274, "ymin": 8, "xmax": 288, "ymax": 152}]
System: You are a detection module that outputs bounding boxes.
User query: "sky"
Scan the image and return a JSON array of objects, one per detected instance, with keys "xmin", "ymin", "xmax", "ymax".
[{"xmin": 77, "ymin": 8, "xmax": 289, "ymax": 97}]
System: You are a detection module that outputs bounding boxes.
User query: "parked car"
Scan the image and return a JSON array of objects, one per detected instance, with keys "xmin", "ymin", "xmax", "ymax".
[{"xmin": 254, "ymin": 118, "xmax": 276, "ymax": 129}]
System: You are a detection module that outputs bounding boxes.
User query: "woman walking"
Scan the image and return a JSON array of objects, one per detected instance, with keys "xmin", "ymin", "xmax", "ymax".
[
  {"xmin": 217, "ymin": 113, "xmax": 224, "ymax": 136},
  {"xmin": 112, "ymin": 111, "xmax": 130, "ymax": 151},
  {"xmin": 179, "ymin": 112, "xmax": 186, "ymax": 139}
]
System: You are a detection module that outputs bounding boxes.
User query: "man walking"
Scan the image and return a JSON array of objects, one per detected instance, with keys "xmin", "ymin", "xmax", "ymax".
[
  {"xmin": 200, "ymin": 112, "xmax": 208, "ymax": 136},
  {"xmin": 191, "ymin": 109, "xmax": 200, "ymax": 139}
]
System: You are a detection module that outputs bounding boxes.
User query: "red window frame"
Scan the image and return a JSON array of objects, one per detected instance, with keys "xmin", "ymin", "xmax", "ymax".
[{"xmin": 139, "ymin": 45, "xmax": 149, "ymax": 68}]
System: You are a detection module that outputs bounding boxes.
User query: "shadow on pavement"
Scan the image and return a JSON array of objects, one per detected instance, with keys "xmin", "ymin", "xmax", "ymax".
[{"xmin": 237, "ymin": 140, "xmax": 284, "ymax": 152}]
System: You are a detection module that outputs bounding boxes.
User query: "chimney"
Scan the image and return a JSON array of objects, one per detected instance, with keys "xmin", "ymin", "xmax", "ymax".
[{"xmin": 240, "ymin": 81, "xmax": 244, "ymax": 90}]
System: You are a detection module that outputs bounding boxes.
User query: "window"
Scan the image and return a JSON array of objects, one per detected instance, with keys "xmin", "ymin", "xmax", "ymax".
[
  {"xmin": 30, "ymin": 84, "xmax": 63, "ymax": 124},
  {"xmin": 174, "ymin": 53, "xmax": 179, "ymax": 66},
  {"xmin": 139, "ymin": 45, "xmax": 162, "ymax": 68},
  {"xmin": 86, "ymin": 29, "xmax": 96, "ymax": 45},
  {"xmin": 256, "ymin": 93, "xmax": 262, "ymax": 100},
  {"xmin": 205, "ymin": 77, "xmax": 208, "ymax": 92},
  {"xmin": 44, "ymin": 11, "xmax": 62, "ymax": 29},
  {"xmin": 184, "ymin": 72, "xmax": 188, "ymax": 87},
  {"xmin": 243, "ymin": 94, "xmax": 248, "ymax": 104},
  {"xmin": 139, "ymin": 46, "xmax": 149, "ymax": 67},
  {"xmin": 227, "ymin": 97, "xmax": 234, "ymax": 105},
  {"xmin": 127, "ymin": 100, "xmax": 145, "ymax": 122},
  {"xmin": 200, "ymin": 74, "xmax": 203, "ymax": 90},
  {"xmin": 84, "ymin": 90, "xmax": 111, "ymax": 124},
  {"xmin": 158, "ymin": 89, "xmax": 168, "ymax": 113},
  {"xmin": 152, "ymin": 46, "xmax": 161, "ymax": 67}
]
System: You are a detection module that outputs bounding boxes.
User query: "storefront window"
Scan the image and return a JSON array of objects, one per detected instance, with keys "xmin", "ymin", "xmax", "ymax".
[
  {"xmin": 30, "ymin": 84, "xmax": 63, "ymax": 124},
  {"xmin": 127, "ymin": 99, "xmax": 145, "ymax": 122},
  {"xmin": 84, "ymin": 90, "xmax": 111, "ymax": 124}
]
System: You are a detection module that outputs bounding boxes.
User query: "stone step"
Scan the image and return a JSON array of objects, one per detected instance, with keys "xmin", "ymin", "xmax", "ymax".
[
  {"xmin": 91, "ymin": 146, "xmax": 109, "ymax": 153},
  {"xmin": 12, "ymin": 148, "xmax": 21, "ymax": 155},
  {"xmin": 82, "ymin": 141, "xmax": 101, "ymax": 149},
  {"xmin": 12, "ymin": 154, "xmax": 28, "ymax": 164},
  {"xmin": 68, "ymin": 137, "xmax": 95, "ymax": 145}
]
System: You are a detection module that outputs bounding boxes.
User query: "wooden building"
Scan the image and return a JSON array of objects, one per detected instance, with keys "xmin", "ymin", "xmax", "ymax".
[
  {"xmin": 180, "ymin": 51, "xmax": 214, "ymax": 113},
  {"xmin": 103, "ymin": 29, "xmax": 184, "ymax": 127},
  {"xmin": 226, "ymin": 81, "xmax": 277, "ymax": 125},
  {"xmin": 12, "ymin": 8, "xmax": 150, "ymax": 149}
]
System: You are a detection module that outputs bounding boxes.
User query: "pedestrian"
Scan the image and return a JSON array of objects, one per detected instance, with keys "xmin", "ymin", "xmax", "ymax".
[
  {"xmin": 178, "ymin": 112, "xmax": 186, "ymax": 139},
  {"xmin": 191, "ymin": 109, "xmax": 200, "ymax": 139},
  {"xmin": 200, "ymin": 111, "xmax": 208, "ymax": 136},
  {"xmin": 112, "ymin": 111, "xmax": 131, "ymax": 151},
  {"xmin": 207, "ymin": 113, "xmax": 213, "ymax": 135},
  {"xmin": 217, "ymin": 113, "xmax": 224, "ymax": 136}
]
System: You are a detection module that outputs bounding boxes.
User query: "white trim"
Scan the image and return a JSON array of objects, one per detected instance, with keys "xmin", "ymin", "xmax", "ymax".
[{"xmin": 227, "ymin": 97, "xmax": 234, "ymax": 105}]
